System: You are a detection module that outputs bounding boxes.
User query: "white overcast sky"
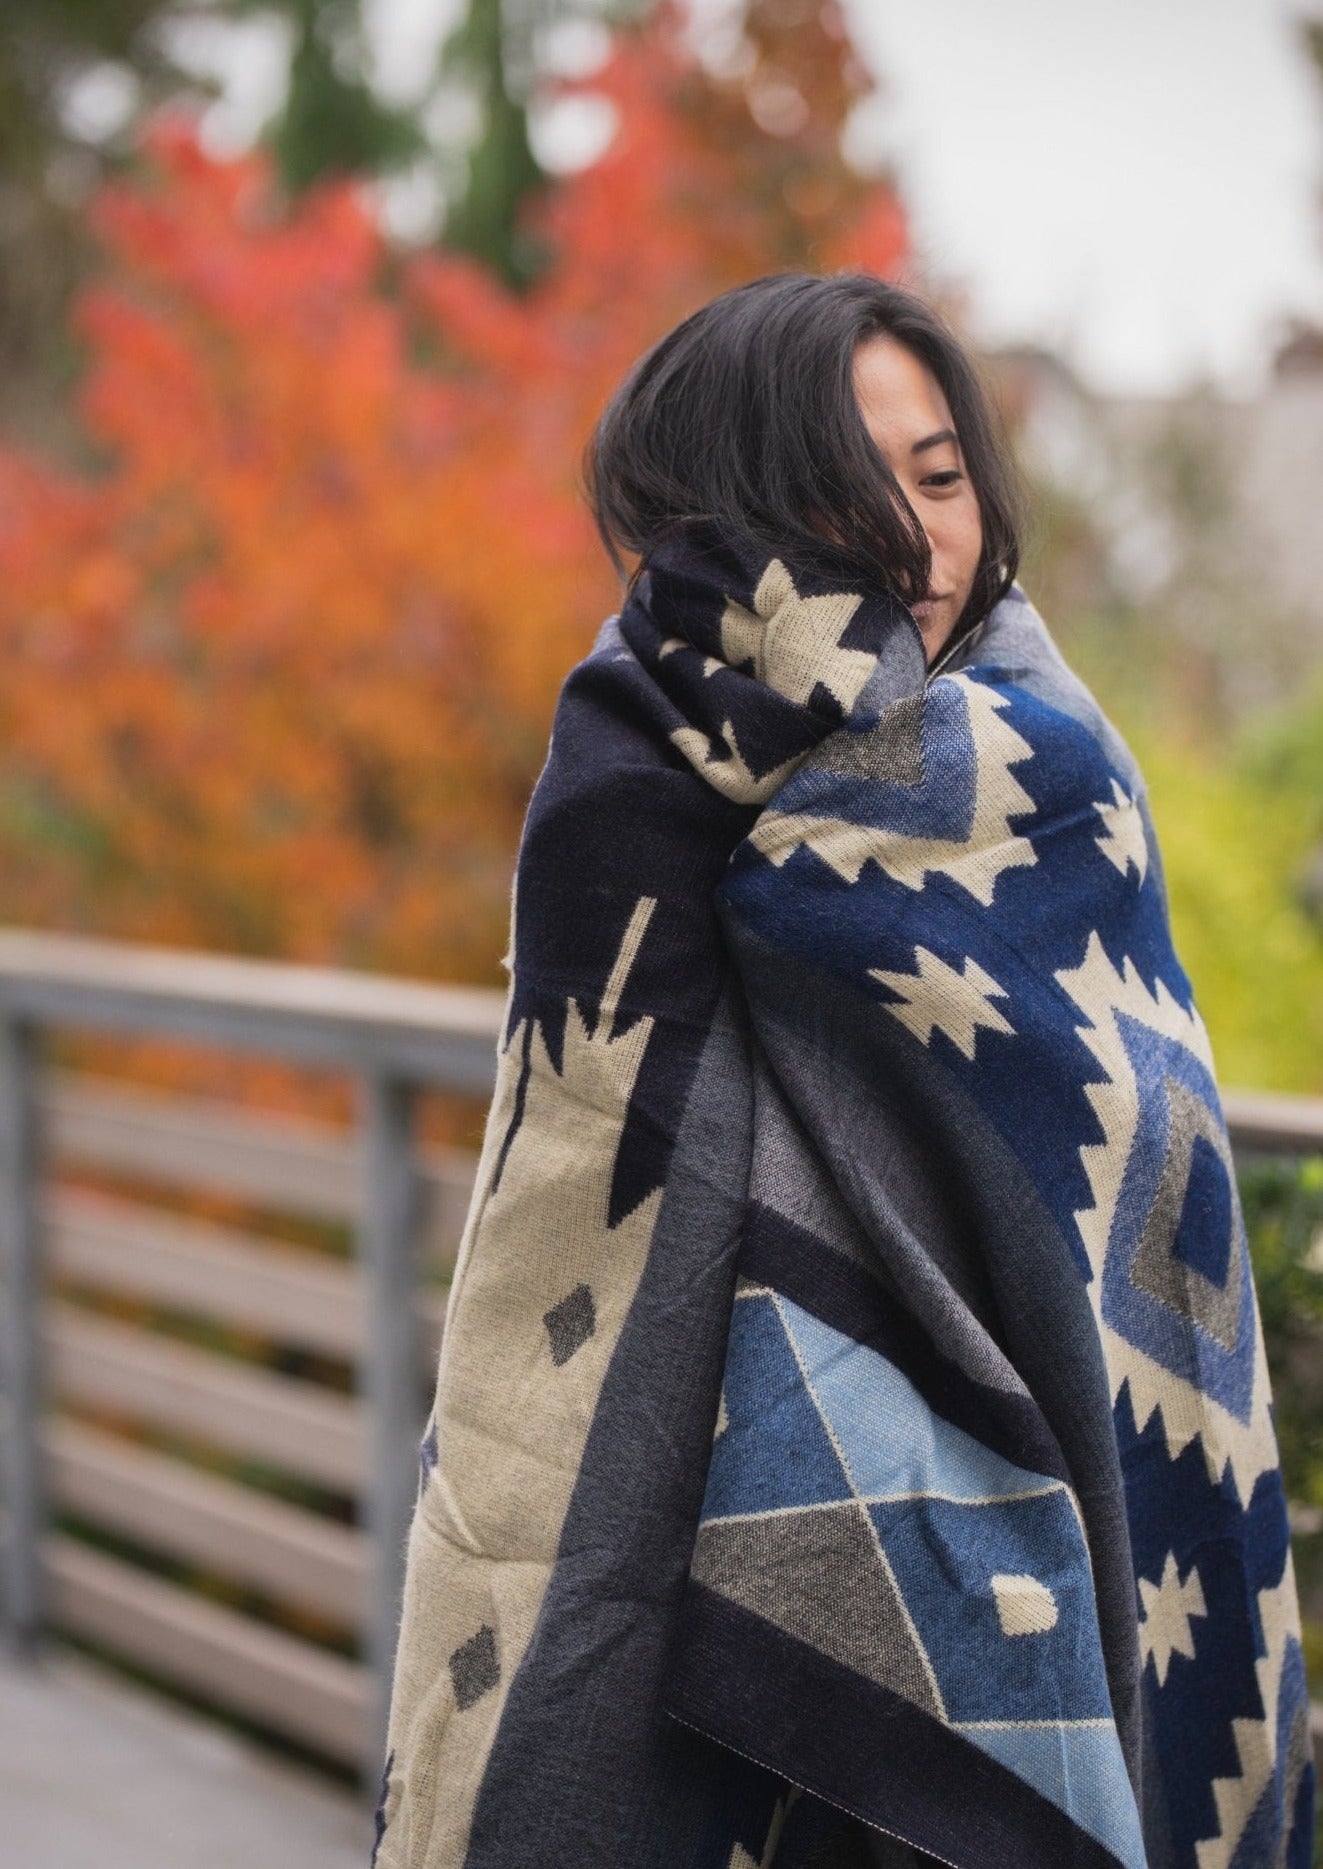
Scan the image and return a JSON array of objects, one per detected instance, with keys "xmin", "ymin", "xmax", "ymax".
[
  {"xmin": 175, "ymin": 0, "xmax": 1323, "ymax": 397},
  {"xmin": 845, "ymin": 0, "xmax": 1323, "ymax": 396}
]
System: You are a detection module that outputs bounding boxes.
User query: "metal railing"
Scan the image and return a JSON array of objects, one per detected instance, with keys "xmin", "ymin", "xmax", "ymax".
[
  {"xmin": 0, "ymin": 926, "xmax": 1320, "ymax": 1774},
  {"xmin": 0, "ymin": 927, "xmax": 503, "ymax": 1770}
]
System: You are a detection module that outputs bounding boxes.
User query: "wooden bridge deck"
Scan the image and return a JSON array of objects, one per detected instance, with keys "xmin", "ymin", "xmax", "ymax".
[{"xmin": 0, "ymin": 1647, "xmax": 369, "ymax": 1869}]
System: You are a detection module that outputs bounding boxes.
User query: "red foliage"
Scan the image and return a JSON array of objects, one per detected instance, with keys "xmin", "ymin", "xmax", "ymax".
[{"xmin": 0, "ymin": 1, "xmax": 907, "ymax": 983}]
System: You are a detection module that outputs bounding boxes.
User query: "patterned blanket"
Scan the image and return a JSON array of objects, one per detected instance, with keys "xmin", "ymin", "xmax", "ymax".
[{"xmin": 374, "ymin": 526, "xmax": 1313, "ymax": 1869}]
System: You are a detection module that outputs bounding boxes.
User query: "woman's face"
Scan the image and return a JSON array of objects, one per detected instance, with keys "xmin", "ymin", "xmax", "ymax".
[{"xmin": 851, "ymin": 332, "xmax": 984, "ymax": 665}]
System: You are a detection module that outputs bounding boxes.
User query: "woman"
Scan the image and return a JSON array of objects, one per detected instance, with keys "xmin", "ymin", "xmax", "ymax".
[{"xmin": 373, "ymin": 275, "xmax": 1312, "ymax": 1868}]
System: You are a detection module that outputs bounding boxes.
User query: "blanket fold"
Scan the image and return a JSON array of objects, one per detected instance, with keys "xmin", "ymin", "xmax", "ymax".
[{"xmin": 373, "ymin": 525, "xmax": 1313, "ymax": 1869}]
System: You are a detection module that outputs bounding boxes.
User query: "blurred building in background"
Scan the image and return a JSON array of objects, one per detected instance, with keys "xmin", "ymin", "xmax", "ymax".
[{"xmin": 996, "ymin": 338, "xmax": 1323, "ymax": 707}]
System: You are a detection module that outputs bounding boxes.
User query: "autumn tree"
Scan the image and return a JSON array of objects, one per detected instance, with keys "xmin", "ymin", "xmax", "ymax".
[{"xmin": 0, "ymin": 0, "xmax": 909, "ymax": 984}]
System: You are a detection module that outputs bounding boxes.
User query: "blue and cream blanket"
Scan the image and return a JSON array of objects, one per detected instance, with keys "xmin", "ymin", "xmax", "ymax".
[{"xmin": 374, "ymin": 526, "xmax": 1313, "ymax": 1868}]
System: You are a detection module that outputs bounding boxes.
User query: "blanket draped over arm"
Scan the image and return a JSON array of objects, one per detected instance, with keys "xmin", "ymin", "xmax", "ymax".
[{"xmin": 372, "ymin": 526, "xmax": 1314, "ymax": 1869}]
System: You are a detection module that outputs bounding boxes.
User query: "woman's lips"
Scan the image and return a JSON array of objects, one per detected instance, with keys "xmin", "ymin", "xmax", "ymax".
[{"xmin": 910, "ymin": 593, "xmax": 950, "ymax": 622}]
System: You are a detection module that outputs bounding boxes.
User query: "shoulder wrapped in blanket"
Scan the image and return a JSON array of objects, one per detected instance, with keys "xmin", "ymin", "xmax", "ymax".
[{"xmin": 372, "ymin": 525, "xmax": 1314, "ymax": 1869}]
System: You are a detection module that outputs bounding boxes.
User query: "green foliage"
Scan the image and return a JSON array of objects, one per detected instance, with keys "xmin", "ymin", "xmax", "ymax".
[
  {"xmin": 1244, "ymin": 1153, "xmax": 1323, "ymax": 1728},
  {"xmin": 233, "ymin": 0, "xmax": 430, "ymax": 194},
  {"xmin": 1242, "ymin": 1156, "xmax": 1323, "ymax": 1504},
  {"xmin": 1241, "ymin": 664, "xmax": 1323, "ymax": 806},
  {"xmin": 1056, "ymin": 612, "xmax": 1323, "ymax": 1096},
  {"xmin": 439, "ymin": 0, "xmax": 545, "ymax": 285},
  {"xmin": 1135, "ymin": 732, "xmax": 1323, "ymax": 1095}
]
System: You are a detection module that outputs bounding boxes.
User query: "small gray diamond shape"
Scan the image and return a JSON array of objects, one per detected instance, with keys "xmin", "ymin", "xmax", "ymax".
[
  {"xmin": 544, "ymin": 1283, "xmax": 597, "ymax": 1366},
  {"xmin": 449, "ymin": 1624, "xmax": 499, "ymax": 1712}
]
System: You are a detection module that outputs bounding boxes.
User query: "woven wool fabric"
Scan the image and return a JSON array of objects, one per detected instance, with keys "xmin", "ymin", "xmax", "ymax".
[{"xmin": 372, "ymin": 526, "xmax": 1314, "ymax": 1869}]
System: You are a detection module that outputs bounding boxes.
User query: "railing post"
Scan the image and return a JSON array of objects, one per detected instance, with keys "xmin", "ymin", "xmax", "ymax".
[
  {"xmin": 0, "ymin": 1016, "xmax": 43, "ymax": 1654},
  {"xmin": 359, "ymin": 1071, "xmax": 422, "ymax": 1770}
]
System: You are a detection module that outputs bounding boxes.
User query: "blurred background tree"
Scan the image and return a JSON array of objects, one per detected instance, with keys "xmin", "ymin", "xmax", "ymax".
[
  {"xmin": 0, "ymin": 0, "xmax": 1319, "ymax": 1085},
  {"xmin": 0, "ymin": 0, "xmax": 424, "ymax": 443},
  {"xmin": 437, "ymin": 0, "xmax": 547, "ymax": 282},
  {"xmin": 0, "ymin": 0, "xmax": 908, "ymax": 983},
  {"xmin": 256, "ymin": 0, "xmax": 428, "ymax": 192},
  {"xmin": 0, "ymin": 0, "xmax": 176, "ymax": 442}
]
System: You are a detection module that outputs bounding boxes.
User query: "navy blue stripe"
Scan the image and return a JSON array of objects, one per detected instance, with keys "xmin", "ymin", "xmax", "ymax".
[{"xmin": 667, "ymin": 1584, "xmax": 1124, "ymax": 1869}]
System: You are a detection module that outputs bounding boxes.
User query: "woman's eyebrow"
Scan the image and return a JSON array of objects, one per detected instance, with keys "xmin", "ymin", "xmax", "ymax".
[{"xmin": 912, "ymin": 427, "xmax": 958, "ymax": 455}]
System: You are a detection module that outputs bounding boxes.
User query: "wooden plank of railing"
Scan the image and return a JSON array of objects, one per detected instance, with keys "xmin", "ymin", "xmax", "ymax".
[
  {"xmin": 48, "ymin": 1187, "xmax": 361, "ymax": 1358},
  {"xmin": 0, "ymin": 1015, "xmax": 43, "ymax": 1649},
  {"xmin": 42, "ymin": 1071, "xmax": 477, "ymax": 1264},
  {"xmin": 1223, "ymin": 1089, "xmax": 1323, "ymax": 1158},
  {"xmin": 0, "ymin": 927, "xmax": 505, "ymax": 1091},
  {"xmin": 48, "ymin": 1307, "xmax": 363, "ymax": 1492},
  {"xmin": 46, "ymin": 1419, "xmax": 367, "ymax": 1626},
  {"xmin": 47, "ymin": 1534, "xmax": 370, "ymax": 1765},
  {"xmin": 51, "ymin": 1187, "xmax": 449, "ymax": 1360},
  {"xmin": 47, "ymin": 1072, "xmax": 359, "ymax": 1220},
  {"xmin": 41, "ymin": 1078, "xmax": 1323, "ymax": 1241},
  {"xmin": 45, "ymin": 1186, "xmax": 446, "ymax": 1364}
]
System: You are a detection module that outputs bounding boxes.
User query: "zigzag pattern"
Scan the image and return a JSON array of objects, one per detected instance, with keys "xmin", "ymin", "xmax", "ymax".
[
  {"xmin": 747, "ymin": 675, "xmax": 1038, "ymax": 907},
  {"xmin": 1054, "ymin": 929, "xmax": 1281, "ymax": 1502},
  {"xmin": 1195, "ymin": 1564, "xmax": 1306, "ymax": 1868}
]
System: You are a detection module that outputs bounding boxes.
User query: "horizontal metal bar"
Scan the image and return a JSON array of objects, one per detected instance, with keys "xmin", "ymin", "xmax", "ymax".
[
  {"xmin": 47, "ymin": 1419, "xmax": 367, "ymax": 1626},
  {"xmin": 0, "ymin": 928, "xmax": 503, "ymax": 1091},
  {"xmin": 42, "ymin": 1071, "xmax": 474, "ymax": 1263},
  {"xmin": 46, "ymin": 1187, "xmax": 445, "ymax": 1364},
  {"xmin": 1222, "ymin": 1089, "xmax": 1323, "ymax": 1158},
  {"xmin": 49, "ymin": 1188, "xmax": 363, "ymax": 1359},
  {"xmin": 47, "ymin": 1534, "xmax": 370, "ymax": 1766},
  {"xmin": 48, "ymin": 1306, "xmax": 363, "ymax": 1493},
  {"xmin": 48, "ymin": 1073, "xmax": 361, "ymax": 1221}
]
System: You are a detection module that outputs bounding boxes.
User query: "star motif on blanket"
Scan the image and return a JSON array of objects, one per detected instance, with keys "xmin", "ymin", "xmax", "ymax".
[
  {"xmin": 1138, "ymin": 1552, "xmax": 1207, "ymax": 1686},
  {"xmin": 658, "ymin": 637, "xmax": 724, "ymax": 678},
  {"xmin": 670, "ymin": 718, "xmax": 804, "ymax": 804},
  {"xmin": 870, "ymin": 947, "xmax": 1015, "ymax": 1060},
  {"xmin": 719, "ymin": 559, "xmax": 874, "ymax": 712},
  {"xmin": 1093, "ymin": 778, "xmax": 1148, "ymax": 884}
]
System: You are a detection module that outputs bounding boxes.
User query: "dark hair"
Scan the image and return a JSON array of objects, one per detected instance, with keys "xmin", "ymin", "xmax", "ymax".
[{"xmin": 583, "ymin": 272, "xmax": 1022, "ymax": 628}]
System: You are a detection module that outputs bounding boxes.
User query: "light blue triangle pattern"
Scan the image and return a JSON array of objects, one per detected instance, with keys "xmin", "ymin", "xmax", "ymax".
[
  {"xmin": 778, "ymin": 1298, "xmax": 1063, "ymax": 1500},
  {"xmin": 701, "ymin": 1292, "xmax": 854, "ymax": 1521},
  {"xmin": 956, "ymin": 1721, "xmax": 1146, "ymax": 1869}
]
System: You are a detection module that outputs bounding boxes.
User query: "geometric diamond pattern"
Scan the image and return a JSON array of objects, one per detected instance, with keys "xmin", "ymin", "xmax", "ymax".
[
  {"xmin": 449, "ymin": 1624, "xmax": 499, "ymax": 1712},
  {"xmin": 1128, "ymin": 1075, "xmax": 1243, "ymax": 1352},
  {"xmin": 543, "ymin": 1282, "xmax": 597, "ymax": 1367},
  {"xmin": 700, "ymin": 1290, "xmax": 851, "ymax": 1520},
  {"xmin": 957, "ymin": 1722, "xmax": 1146, "ymax": 1867},
  {"xmin": 376, "ymin": 533, "xmax": 1312, "ymax": 1869},
  {"xmin": 698, "ymin": 1289, "xmax": 1140, "ymax": 1852},
  {"xmin": 776, "ymin": 1301, "xmax": 1060, "ymax": 1503},
  {"xmin": 864, "ymin": 1490, "xmax": 1107, "ymax": 1724}
]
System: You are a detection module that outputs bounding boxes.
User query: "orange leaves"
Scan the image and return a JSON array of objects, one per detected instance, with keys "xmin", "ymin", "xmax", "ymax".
[
  {"xmin": 821, "ymin": 188, "xmax": 910, "ymax": 279},
  {"xmin": 0, "ymin": 0, "xmax": 908, "ymax": 982}
]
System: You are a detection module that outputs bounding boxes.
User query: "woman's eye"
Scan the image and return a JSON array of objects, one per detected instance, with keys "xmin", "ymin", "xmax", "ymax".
[{"xmin": 922, "ymin": 470, "xmax": 963, "ymax": 490}]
